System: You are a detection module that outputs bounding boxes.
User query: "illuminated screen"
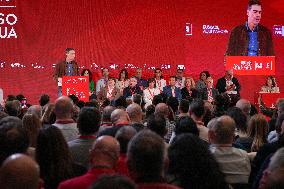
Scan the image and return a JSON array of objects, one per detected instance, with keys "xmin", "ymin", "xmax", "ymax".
[{"xmin": 0, "ymin": 0, "xmax": 284, "ymax": 104}]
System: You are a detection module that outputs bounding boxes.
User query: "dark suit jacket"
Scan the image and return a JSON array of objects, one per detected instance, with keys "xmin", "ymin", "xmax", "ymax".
[
  {"xmin": 123, "ymin": 85, "xmax": 143, "ymax": 98},
  {"xmin": 199, "ymin": 87, "xmax": 219, "ymax": 101},
  {"xmin": 181, "ymin": 87, "xmax": 199, "ymax": 100},
  {"xmin": 216, "ymin": 77, "xmax": 241, "ymax": 94},
  {"xmin": 53, "ymin": 60, "xmax": 79, "ymax": 80},
  {"xmin": 163, "ymin": 86, "xmax": 181, "ymax": 101}
]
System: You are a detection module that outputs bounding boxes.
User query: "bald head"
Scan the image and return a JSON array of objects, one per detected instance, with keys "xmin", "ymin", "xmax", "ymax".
[
  {"xmin": 91, "ymin": 136, "xmax": 120, "ymax": 168},
  {"xmin": 54, "ymin": 96, "xmax": 73, "ymax": 119},
  {"xmin": 154, "ymin": 103, "xmax": 169, "ymax": 118},
  {"xmin": 102, "ymin": 106, "xmax": 116, "ymax": 122},
  {"xmin": 27, "ymin": 105, "xmax": 42, "ymax": 119},
  {"xmin": 126, "ymin": 103, "xmax": 143, "ymax": 123},
  {"xmin": 111, "ymin": 109, "xmax": 130, "ymax": 125},
  {"xmin": 0, "ymin": 154, "xmax": 40, "ymax": 189},
  {"xmin": 208, "ymin": 115, "xmax": 236, "ymax": 144},
  {"xmin": 115, "ymin": 126, "xmax": 137, "ymax": 154},
  {"xmin": 236, "ymin": 99, "xmax": 251, "ymax": 116}
]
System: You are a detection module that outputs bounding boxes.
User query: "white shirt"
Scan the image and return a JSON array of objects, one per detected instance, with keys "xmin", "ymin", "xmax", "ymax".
[
  {"xmin": 143, "ymin": 87, "xmax": 160, "ymax": 108},
  {"xmin": 155, "ymin": 79, "xmax": 167, "ymax": 93}
]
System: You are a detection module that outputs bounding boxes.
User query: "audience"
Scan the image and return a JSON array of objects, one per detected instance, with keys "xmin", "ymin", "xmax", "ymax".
[
  {"xmin": 90, "ymin": 175, "xmax": 137, "ymax": 189},
  {"xmin": 126, "ymin": 103, "xmax": 144, "ymax": 131},
  {"xmin": 58, "ymin": 136, "xmax": 120, "ymax": 189}
]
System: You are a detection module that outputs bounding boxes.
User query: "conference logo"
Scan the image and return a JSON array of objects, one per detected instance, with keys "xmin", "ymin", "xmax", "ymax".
[
  {"xmin": 273, "ymin": 25, "xmax": 284, "ymax": 37},
  {"xmin": 202, "ymin": 24, "xmax": 228, "ymax": 34},
  {"xmin": 185, "ymin": 23, "xmax": 193, "ymax": 36},
  {"xmin": 0, "ymin": 0, "xmax": 17, "ymax": 39}
]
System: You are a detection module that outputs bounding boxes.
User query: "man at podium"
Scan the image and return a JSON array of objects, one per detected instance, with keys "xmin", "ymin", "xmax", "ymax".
[
  {"xmin": 226, "ymin": 0, "xmax": 274, "ymax": 56},
  {"xmin": 53, "ymin": 48, "xmax": 79, "ymax": 96}
]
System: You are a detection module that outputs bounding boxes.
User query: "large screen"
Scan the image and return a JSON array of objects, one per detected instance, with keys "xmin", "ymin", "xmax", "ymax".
[{"xmin": 0, "ymin": 0, "xmax": 284, "ymax": 104}]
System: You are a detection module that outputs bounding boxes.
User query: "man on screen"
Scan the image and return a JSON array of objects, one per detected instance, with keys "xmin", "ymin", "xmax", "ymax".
[
  {"xmin": 226, "ymin": 0, "xmax": 274, "ymax": 56},
  {"xmin": 53, "ymin": 48, "xmax": 79, "ymax": 96}
]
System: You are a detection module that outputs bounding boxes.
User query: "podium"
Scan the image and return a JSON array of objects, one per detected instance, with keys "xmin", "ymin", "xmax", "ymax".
[
  {"xmin": 62, "ymin": 76, "xmax": 89, "ymax": 102},
  {"xmin": 226, "ymin": 56, "xmax": 275, "ymax": 75},
  {"xmin": 254, "ymin": 92, "xmax": 284, "ymax": 109}
]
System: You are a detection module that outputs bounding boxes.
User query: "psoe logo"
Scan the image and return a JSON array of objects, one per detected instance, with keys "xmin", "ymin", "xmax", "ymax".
[
  {"xmin": 203, "ymin": 24, "xmax": 228, "ymax": 34},
  {"xmin": 0, "ymin": 0, "xmax": 17, "ymax": 39},
  {"xmin": 273, "ymin": 25, "xmax": 284, "ymax": 37},
  {"xmin": 185, "ymin": 23, "xmax": 192, "ymax": 36}
]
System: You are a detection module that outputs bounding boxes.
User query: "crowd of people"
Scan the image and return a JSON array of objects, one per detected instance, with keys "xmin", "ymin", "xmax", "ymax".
[{"xmin": 1, "ymin": 80, "xmax": 284, "ymax": 189}]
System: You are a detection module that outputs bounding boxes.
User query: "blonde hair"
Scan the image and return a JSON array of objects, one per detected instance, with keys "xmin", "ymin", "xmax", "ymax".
[
  {"xmin": 185, "ymin": 77, "xmax": 195, "ymax": 89},
  {"xmin": 248, "ymin": 114, "xmax": 268, "ymax": 152}
]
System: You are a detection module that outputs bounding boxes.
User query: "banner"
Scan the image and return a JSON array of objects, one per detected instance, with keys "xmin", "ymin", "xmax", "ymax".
[{"xmin": 62, "ymin": 76, "xmax": 89, "ymax": 102}]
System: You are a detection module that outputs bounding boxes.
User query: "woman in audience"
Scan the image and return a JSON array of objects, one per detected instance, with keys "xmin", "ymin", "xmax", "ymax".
[
  {"xmin": 260, "ymin": 76, "xmax": 279, "ymax": 93},
  {"xmin": 181, "ymin": 77, "xmax": 198, "ymax": 101},
  {"xmin": 22, "ymin": 113, "xmax": 41, "ymax": 148},
  {"xmin": 81, "ymin": 69, "xmax": 95, "ymax": 94},
  {"xmin": 116, "ymin": 69, "xmax": 129, "ymax": 93},
  {"xmin": 36, "ymin": 126, "xmax": 86, "ymax": 189},
  {"xmin": 143, "ymin": 78, "xmax": 160, "ymax": 109},
  {"xmin": 97, "ymin": 77, "xmax": 120, "ymax": 104},
  {"xmin": 168, "ymin": 133, "xmax": 229, "ymax": 189},
  {"xmin": 41, "ymin": 103, "xmax": 55, "ymax": 128},
  {"xmin": 153, "ymin": 68, "xmax": 166, "ymax": 93},
  {"xmin": 248, "ymin": 114, "xmax": 269, "ymax": 152},
  {"xmin": 195, "ymin": 70, "xmax": 210, "ymax": 92}
]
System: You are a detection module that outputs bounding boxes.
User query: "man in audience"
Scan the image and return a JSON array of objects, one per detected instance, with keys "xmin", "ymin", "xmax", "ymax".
[
  {"xmin": 155, "ymin": 103, "xmax": 175, "ymax": 143},
  {"xmin": 39, "ymin": 94, "xmax": 50, "ymax": 109},
  {"xmin": 163, "ymin": 76, "xmax": 181, "ymax": 101},
  {"xmin": 52, "ymin": 96, "xmax": 79, "ymax": 142},
  {"xmin": 147, "ymin": 114, "xmax": 167, "ymax": 140},
  {"xmin": 123, "ymin": 76, "xmax": 143, "ymax": 98},
  {"xmin": 69, "ymin": 107, "xmax": 101, "ymax": 169},
  {"xmin": 126, "ymin": 103, "xmax": 144, "ymax": 131},
  {"xmin": 127, "ymin": 130, "xmax": 180, "ymax": 189},
  {"xmin": 115, "ymin": 126, "xmax": 137, "ymax": 176},
  {"xmin": 0, "ymin": 154, "xmax": 41, "ymax": 189},
  {"xmin": 96, "ymin": 67, "xmax": 109, "ymax": 94},
  {"xmin": 216, "ymin": 69, "xmax": 241, "ymax": 95},
  {"xmin": 26, "ymin": 105, "xmax": 42, "ymax": 119},
  {"xmin": 0, "ymin": 116, "xmax": 29, "ymax": 165},
  {"xmin": 236, "ymin": 98, "xmax": 251, "ymax": 119},
  {"xmin": 98, "ymin": 108, "xmax": 131, "ymax": 137},
  {"xmin": 189, "ymin": 99, "xmax": 208, "ymax": 142},
  {"xmin": 4, "ymin": 100, "xmax": 21, "ymax": 117},
  {"xmin": 58, "ymin": 136, "xmax": 120, "ymax": 189},
  {"xmin": 200, "ymin": 76, "xmax": 219, "ymax": 103},
  {"xmin": 101, "ymin": 105, "xmax": 116, "ymax": 127},
  {"xmin": 135, "ymin": 67, "xmax": 148, "ymax": 90},
  {"xmin": 208, "ymin": 116, "xmax": 251, "ymax": 184},
  {"xmin": 175, "ymin": 68, "xmax": 185, "ymax": 89},
  {"xmin": 178, "ymin": 99, "xmax": 189, "ymax": 118}
]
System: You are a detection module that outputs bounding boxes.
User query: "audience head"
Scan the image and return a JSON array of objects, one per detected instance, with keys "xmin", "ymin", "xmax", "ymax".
[
  {"xmin": 111, "ymin": 109, "xmax": 130, "ymax": 125},
  {"xmin": 54, "ymin": 96, "xmax": 73, "ymax": 120},
  {"xmin": 0, "ymin": 154, "xmax": 41, "ymax": 189},
  {"xmin": 5, "ymin": 100, "xmax": 21, "ymax": 117},
  {"xmin": 39, "ymin": 94, "xmax": 50, "ymax": 107},
  {"xmin": 169, "ymin": 76, "xmax": 176, "ymax": 87},
  {"xmin": 102, "ymin": 106, "xmax": 116, "ymax": 123},
  {"xmin": 175, "ymin": 116, "xmax": 199, "ymax": 136},
  {"xmin": 132, "ymin": 94, "xmax": 142, "ymax": 106},
  {"xmin": 114, "ymin": 96, "xmax": 127, "ymax": 109},
  {"xmin": 168, "ymin": 134, "xmax": 228, "ymax": 189},
  {"xmin": 189, "ymin": 99, "xmax": 205, "ymax": 120},
  {"xmin": 166, "ymin": 96, "xmax": 179, "ymax": 114},
  {"xmin": 41, "ymin": 103, "xmax": 55, "ymax": 125},
  {"xmin": 26, "ymin": 105, "xmax": 42, "ymax": 119},
  {"xmin": 154, "ymin": 103, "xmax": 169, "ymax": 119},
  {"xmin": 127, "ymin": 130, "xmax": 166, "ymax": 182},
  {"xmin": 152, "ymin": 95, "xmax": 163, "ymax": 106},
  {"xmin": 206, "ymin": 76, "xmax": 214, "ymax": 88},
  {"xmin": 179, "ymin": 99, "xmax": 189, "ymax": 114},
  {"xmin": 276, "ymin": 113, "xmax": 284, "ymax": 135},
  {"xmin": 90, "ymin": 175, "xmax": 136, "ymax": 189},
  {"xmin": 145, "ymin": 104, "xmax": 155, "ymax": 119},
  {"xmin": 135, "ymin": 68, "xmax": 142, "ymax": 79},
  {"xmin": 126, "ymin": 103, "xmax": 143, "ymax": 124},
  {"xmin": 0, "ymin": 116, "xmax": 29, "ymax": 165},
  {"xmin": 78, "ymin": 107, "xmax": 101, "ymax": 135},
  {"xmin": 148, "ymin": 78, "xmax": 156, "ymax": 89},
  {"xmin": 227, "ymin": 107, "xmax": 247, "ymax": 134},
  {"xmin": 115, "ymin": 126, "xmax": 137, "ymax": 154},
  {"xmin": 185, "ymin": 77, "xmax": 195, "ymax": 89},
  {"xmin": 176, "ymin": 68, "xmax": 184, "ymax": 78},
  {"xmin": 22, "ymin": 113, "xmax": 41, "ymax": 147},
  {"xmin": 0, "ymin": 111, "xmax": 8, "ymax": 121},
  {"xmin": 208, "ymin": 116, "xmax": 236, "ymax": 145},
  {"xmin": 102, "ymin": 67, "xmax": 109, "ymax": 78},
  {"xmin": 277, "ymin": 100, "xmax": 284, "ymax": 116},
  {"xmin": 236, "ymin": 99, "xmax": 251, "ymax": 117},
  {"xmin": 90, "ymin": 136, "xmax": 120, "ymax": 168},
  {"xmin": 81, "ymin": 69, "xmax": 93, "ymax": 82},
  {"xmin": 248, "ymin": 114, "xmax": 268, "ymax": 151},
  {"xmin": 119, "ymin": 69, "xmax": 129, "ymax": 80},
  {"xmin": 154, "ymin": 68, "xmax": 163, "ymax": 79},
  {"xmin": 199, "ymin": 70, "xmax": 210, "ymax": 81},
  {"xmin": 129, "ymin": 77, "xmax": 138, "ymax": 88},
  {"xmin": 147, "ymin": 113, "xmax": 167, "ymax": 138}
]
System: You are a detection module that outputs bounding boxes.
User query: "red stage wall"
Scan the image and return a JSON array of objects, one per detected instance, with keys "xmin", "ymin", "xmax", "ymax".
[{"xmin": 0, "ymin": 0, "xmax": 284, "ymax": 104}]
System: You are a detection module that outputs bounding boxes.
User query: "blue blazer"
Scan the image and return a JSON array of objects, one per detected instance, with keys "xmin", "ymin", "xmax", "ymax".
[{"xmin": 162, "ymin": 86, "xmax": 181, "ymax": 101}]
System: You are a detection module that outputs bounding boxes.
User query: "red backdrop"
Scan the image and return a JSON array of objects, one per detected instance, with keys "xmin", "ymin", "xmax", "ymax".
[{"xmin": 0, "ymin": 0, "xmax": 284, "ymax": 104}]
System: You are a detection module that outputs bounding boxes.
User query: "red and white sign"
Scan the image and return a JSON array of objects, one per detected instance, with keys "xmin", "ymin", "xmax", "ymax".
[
  {"xmin": 62, "ymin": 76, "xmax": 89, "ymax": 102},
  {"xmin": 226, "ymin": 56, "xmax": 275, "ymax": 75}
]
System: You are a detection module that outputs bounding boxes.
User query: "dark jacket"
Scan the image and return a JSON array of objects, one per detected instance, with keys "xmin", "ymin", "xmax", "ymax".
[
  {"xmin": 199, "ymin": 87, "xmax": 219, "ymax": 101},
  {"xmin": 163, "ymin": 86, "xmax": 181, "ymax": 101},
  {"xmin": 226, "ymin": 23, "xmax": 274, "ymax": 56},
  {"xmin": 53, "ymin": 60, "xmax": 79, "ymax": 80},
  {"xmin": 216, "ymin": 77, "xmax": 241, "ymax": 94}
]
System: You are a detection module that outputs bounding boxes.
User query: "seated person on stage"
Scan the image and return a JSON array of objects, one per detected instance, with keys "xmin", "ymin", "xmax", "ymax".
[
  {"xmin": 135, "ymin": 68, "xmax": 148, "ymax": 90},
  {"xmin": 96, "ymin": 67, "xmax": 109, "ymax": 94},
  {"xmin": 143, "ymin": 78, "xmax": 160, "ymax": 109},
  {"xmin": 123, "ymin": 76, "xmax": 143, "ymax": 98},
  {"xmin": 154, "ymin": 68, "xmax": 167, "ymax": 93},
  {"xmin": 81, "ymin": 69, "xmax": 95, "ymax": 95},
  {"xmin": 196, "ymin": 70, "xmax": 211, "ymax": 92},
  {"xmin": 181, "ymin": 77, "xmax": 198, "ymax": 101},
  {"xmin": 260, "ymin": 76, "xmax": 279, "ymax": 93},
  {"xmin": 163, "ymin": 76, "xmax": 181, "ymax": 101},
  {"xmin": 116, "ymin": 69, "xmax": 129, "ymax": 94},
  {"xmin": 216, "ymin": 69, "xmax": 240, "ymax": 95},
  {"xmin": 97, "ymin": 78, "xmax": 120, "ymax": 104},
  {"xmin": 200, "ymin": 77, "xmax": 219, "ymax": 103},
  {"xmin": 175, "ymin": 68, "xmax": 185, "ymax": 89}
]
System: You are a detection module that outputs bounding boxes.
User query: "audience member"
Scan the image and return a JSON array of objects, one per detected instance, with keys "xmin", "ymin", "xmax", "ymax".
[
  {"xmin": 143, "ymin": 78, "xmax": 160, "ymax": 108},
  {"xmin": 163, "ymin": 76, "xmax": 181, "ymax": 101},
  {"xmin": 96, "ymin": 67, "xmax": 109, "ymax": 94},
  {"xmin": 236, "ymin": 98, "xmax": 252, "ymax": 119},
  {"xmin": 195, "ymin": 70, "xmax": 210, "ymax": 92},
  {"xmin": 181, "ymin": 77, "xmax": 198, "ymax": 101},
  {"xmin": 101, "ymin": 105, "xmax": 116, "ymax": 127},
  {"xmin": 216, "ymin": 69, "xmax": 241, "ymax": 95},
  {"xmin": 147, "ymin": 113, "xmax": 167, "ymax": 139},
  {"xmin": 123, "ymin": 76, "xmax": 143, "ymax": 98},
  {"xmin": 5, "ymin": 100, "xmax": 21, "ymax": 117},
  {"xmin": 126, "ymin": 103, "xmax": 144, "ymax": 131},
  {"xmin": 135, "ymin": 68, "xmax": 148, "ymax": 90},
  {"xmin": 178, "ymin": 99, "xmax": 189, "ymax": 118},
  {"xmin": 199, "ymin": 76, "xmax": 219, "ymax": 103},
  {"xmin": 154, "ymin": 68, "xmax": 166, "ymax": 93},
  {"xmin": 90, "ymin": 175, "xmax": 137, "ymax": 189},
  {"xmin": 116, "ymin": 69, "xmax": 130, "ymax": 93},
  {"xmin": 175, "ymin": 68, "xmax": 185, "ymax": 89}
]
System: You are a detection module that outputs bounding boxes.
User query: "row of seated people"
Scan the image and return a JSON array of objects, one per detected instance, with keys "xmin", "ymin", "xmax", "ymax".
[{"xmin": 1, "ymin": 93, "xmax": 284, "ymax": 189}]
